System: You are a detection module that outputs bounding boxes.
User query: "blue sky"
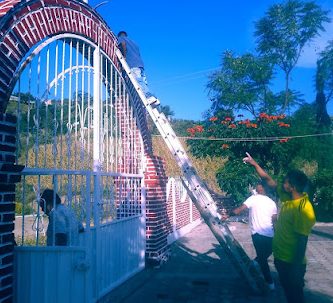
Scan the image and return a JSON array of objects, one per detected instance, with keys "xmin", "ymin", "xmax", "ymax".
[{"xmin": 89, "ymin": 0, "xmax": 333, "ymax": 121}]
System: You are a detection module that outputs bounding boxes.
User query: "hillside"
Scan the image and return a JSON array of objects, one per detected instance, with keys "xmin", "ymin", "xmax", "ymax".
[{"xmin": 151, "ymin": 135, "xmax": 226, "ymax": 194}]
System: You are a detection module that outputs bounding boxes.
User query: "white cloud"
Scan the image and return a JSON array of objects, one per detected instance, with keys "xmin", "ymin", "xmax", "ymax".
[{"xmin": 298, "ymin": 19, "xmax": 333, "ymax": 68}]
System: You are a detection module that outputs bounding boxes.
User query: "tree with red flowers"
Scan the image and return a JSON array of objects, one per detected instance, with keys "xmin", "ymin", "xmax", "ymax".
[{"xmin": 186, "ymin": 111, "xmax": 303, "ymax": 202}]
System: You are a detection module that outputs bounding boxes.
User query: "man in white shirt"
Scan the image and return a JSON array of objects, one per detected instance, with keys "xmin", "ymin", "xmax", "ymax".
[{"xmin": 232, "ymin": 182, "xmax": 277, "ymax": 289}]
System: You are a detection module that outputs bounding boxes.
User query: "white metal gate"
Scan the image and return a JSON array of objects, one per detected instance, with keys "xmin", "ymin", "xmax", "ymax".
[{"xmin": 9, "ymin": 34, "xmax": 146, "ymax": 303}]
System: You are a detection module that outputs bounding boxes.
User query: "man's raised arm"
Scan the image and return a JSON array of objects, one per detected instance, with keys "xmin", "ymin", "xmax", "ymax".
[{"xmin": 243, "ymin": 152, "xmax": 277, "ymax": 189}]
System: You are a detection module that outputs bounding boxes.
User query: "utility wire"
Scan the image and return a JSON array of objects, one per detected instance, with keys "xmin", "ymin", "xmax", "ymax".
[
  {"xmin": 151, "ymin": 67, "xmax": 219, "ymax": 86},
  {"xmin": 152, "ymin": 132, "xmax": 333, "ymax": 142}
]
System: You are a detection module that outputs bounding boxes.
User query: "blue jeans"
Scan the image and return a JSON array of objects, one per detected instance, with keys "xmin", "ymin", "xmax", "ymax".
[{"xmin": 131, "ymin": 67, "xmax": 151, "ymax": 97}]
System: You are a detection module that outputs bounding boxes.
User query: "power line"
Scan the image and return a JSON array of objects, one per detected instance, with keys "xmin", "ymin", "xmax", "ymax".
[
  {"xmin": 151, "ymin": 67, "xmax": 219, "ymax": 86},
  {"xmin": 152, "ymin": 132, "xmax": 333, "ymax": 142}
]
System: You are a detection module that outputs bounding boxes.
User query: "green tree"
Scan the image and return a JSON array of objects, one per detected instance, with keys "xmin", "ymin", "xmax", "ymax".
[
  {"xmin": 207, "ymin": 51, "xmax": 275, "ymax": 117},
  {"xmin": 159, "ymin": 105, "xmax": 175, "ymax": 120},
  {"xmin": 172, "ymin": 119, "xmax": 197, "ymax": 137},
  {"xmin": 216, "ymin": 159, "xmax": 261, "ymax": 203},
  {"xmin": 187, "ymin": 112, "xmax": 293, "ymax": 174},
  {"xmin": 150, "ymin": 104, "xmax": 176, "ymax": 134},
  {"xmin": 315, "ymin": 41, "xmax": 333, "ymax": 128},
  {"xmin": 312, "ymin": 169, "xmax": 333, "ymax": 221},
  {"xmin": 11, "ymin": 92, "xmax": 37, "ymax": 104},
  {"xmin": 255, "ymin": 0, "xmax": 330, "ymax": 112}
]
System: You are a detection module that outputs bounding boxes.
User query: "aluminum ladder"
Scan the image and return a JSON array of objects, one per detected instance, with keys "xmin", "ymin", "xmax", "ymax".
[{"xmin": 116, "ymin": 48, "xmax": 267, "ymax": 294}]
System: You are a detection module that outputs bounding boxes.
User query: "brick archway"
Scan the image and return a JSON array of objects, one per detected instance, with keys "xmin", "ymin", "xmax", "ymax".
[
  {"xmin": 0, "ymin": 0, "xmax": 118, "ymax": 113},
  {"xmin": 0, "ymin": 0, "xmax": 153, "ymax": 154},
  {"xmin": 0, "ymin": 0, "xmax": 170, "ymax": 272}
]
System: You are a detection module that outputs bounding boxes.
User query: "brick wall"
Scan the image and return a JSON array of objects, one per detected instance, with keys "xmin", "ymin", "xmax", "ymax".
[
  {"xmin": 114, "ymin": 96, "xmax": 171, "ymax": 262},
  {"xmin": 144, "ymin": 155, "xmax": 169, "ymax": 263},
  {"xmin": 0, "ymin": 113, "xmax": 23, "ymax": 303},
  {"xmin": 165, "ymin": 179, "xmax": 201, "ymax": 236}
]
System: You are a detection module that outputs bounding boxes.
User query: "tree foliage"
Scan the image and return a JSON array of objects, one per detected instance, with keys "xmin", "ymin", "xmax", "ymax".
[
  {"xmin": 199, "ymin": 1, "xmax": 333, "ymax": 219},
  {"xmin": 187, "ymin": 106, "xmax": 333, "ymax": 220},
  {"xmin": 317, "ymin": 40, "xmax": 333, "ymax": 100},
  {"xmin": 159, "ymin": 104, "xmax": 175, "ymax": 120},
  {"xmin": 312, "ymin": 169, "xmax": 333, "ymax": 221},
  {"xmin": 187, "ymin": 112, "xmax": 294, "ymax": 202},
  {"xmin": 254, "ymin": 0, "xmax": 330, "ymax": 111},
  {"xmin": 216, "ymin": 159, "xmax": 261, "ymax": 203},
  {"xmin": 207, "ymin": 51, "xmax": 276, "ymax": 117},
  {"xmin": 315, "ymin": 41, "xmax": 333, "ymax": 128}
]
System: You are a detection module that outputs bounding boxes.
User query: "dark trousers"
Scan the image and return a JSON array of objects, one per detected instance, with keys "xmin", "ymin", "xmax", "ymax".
[
  {"xmin": 251, "ymin": 233, "xmax": 273, "ymax": 284},
  {"xmin": 274, "ymin": 258, "xmax": 306, "ymax": 303},
  {"xmin": 55, "ymin": 233, "xmax": 67, "ymax": 246}
]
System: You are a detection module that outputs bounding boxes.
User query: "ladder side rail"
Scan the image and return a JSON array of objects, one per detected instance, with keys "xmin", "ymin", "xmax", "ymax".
[
  {"xmin": 116, "ymin": 48, "xmax": 226, "ymax": 225},
  {"xmin": 183, "ymin": 171, "xmax": 219, "ymax": 215},
  {"xmin": 181, "ymin": 179, "xmax": 266, "ymax": 294},
  {"xmin": 148, "ymin": 109, "xmax": 219, "ymax": 215},
  {"xmin": 116, "ymin": 48, "xmax": 189, "ymax": 167},
  {"xmin": 116, "ymin": 48, "xmax": 266, "ymax": 294},
  {"xmin": 153, "ymin": 112, "xmax": 220, "ymax": 211}
]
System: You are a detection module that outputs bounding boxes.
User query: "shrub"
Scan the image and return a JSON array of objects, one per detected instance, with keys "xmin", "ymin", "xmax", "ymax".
[
  {"xmin": 15, "ymin": 202, "xmax": 33, "ymax": 215},
  {"xmin": 216, "ymin": 159, "xmax": 261, "ymax": 204},
  {"xmin": 312, "ymin": 169, "xmax": 333, "ymax": 222}
]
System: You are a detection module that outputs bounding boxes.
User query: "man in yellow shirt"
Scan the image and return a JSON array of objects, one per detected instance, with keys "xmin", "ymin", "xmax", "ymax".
[{"xmin": 243, "ymin": 153, "xmax": 316, "ymax": 303}]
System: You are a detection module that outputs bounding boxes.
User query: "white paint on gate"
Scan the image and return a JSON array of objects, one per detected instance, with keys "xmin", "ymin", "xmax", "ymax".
[
  {"xmin": 12, "ymin": 33, "xmax": 146, "ymax": 303},
  {"xmin": 15, "ymin": 214, "xmax": 145, "ymax": 303}
]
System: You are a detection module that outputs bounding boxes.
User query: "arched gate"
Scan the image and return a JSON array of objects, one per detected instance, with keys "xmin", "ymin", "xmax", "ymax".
[{"xmin": 0, "ymin": 1, "xmax": 150, "ymax": 302}]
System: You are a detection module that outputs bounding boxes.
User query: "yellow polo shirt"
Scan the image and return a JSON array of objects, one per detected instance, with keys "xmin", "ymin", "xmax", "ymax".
[{"xmin": 273, "ymin": 193, "xmax": 316, "ymax": 263}]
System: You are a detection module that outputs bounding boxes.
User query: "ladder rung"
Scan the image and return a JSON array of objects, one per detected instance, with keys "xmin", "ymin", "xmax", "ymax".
[{"xmin": 116, "ymin": 47, "xmax": 267, "ymax": 295}]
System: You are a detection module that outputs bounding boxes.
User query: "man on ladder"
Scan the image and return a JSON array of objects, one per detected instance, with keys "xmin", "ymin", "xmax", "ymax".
[{"xmin": 117, "ymin": 31, "xmax": 160, "ymax": 106}]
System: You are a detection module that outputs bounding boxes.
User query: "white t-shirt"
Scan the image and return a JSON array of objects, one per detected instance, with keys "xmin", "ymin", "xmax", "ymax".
[{"xmin": 243, "ymin": 194, "xmax": 277, "ymax": 237}]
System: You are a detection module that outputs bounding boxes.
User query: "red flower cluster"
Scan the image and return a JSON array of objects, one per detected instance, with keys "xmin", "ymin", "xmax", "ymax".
[
  {"xmin": 238, "ymin": 119, "xmax": 251, "ymax": 125},
  {"xmin": 187, "ymin": 125, "xmax": 204, "ymax": 137},
  {"xmin": 237, "ymin": 119, "xmax": 257, "ymax": 128},
  {"xmin": 220, "ymin": 117, "xmax": 237, "ymax": 127},
  {"xmin": 187, "ymin": 128, "xmax": 196, "ymax": 136},
  {"xmin": 209, "ymin": 116, "xmax": 218, "ymax": 122},
  {"xmin": 279, "ymin": 138, "xmax": 290, "ymax": 143},
  {"xmin": 247, "ymin": 123, "xmax": 258, "ymax": 128},
  {"xmin": 202, "ymin": 113, "xmax": 291, "ymax": 145},
  {"xmin": 259, "ymin": 113, "xmax": 286, "ymax": 121},
  {"xmin": 277, "ymin": 122, "xmax": 290, "ymax": 128},
  {"xmin": 195, "ymin": 125, "xmax": 204, "ymax": 132}
]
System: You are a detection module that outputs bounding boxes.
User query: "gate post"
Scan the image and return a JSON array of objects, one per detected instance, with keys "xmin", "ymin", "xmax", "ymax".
[
  {"xmin": 144, "ymin": 155, "xmax": 169, "ymax": 265},
  {"xmin": 0, "ymin": 113, "xmax": 24, "ymax": 303}
]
